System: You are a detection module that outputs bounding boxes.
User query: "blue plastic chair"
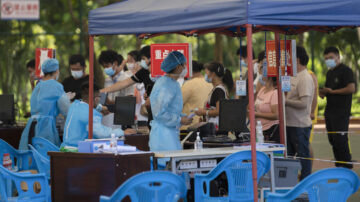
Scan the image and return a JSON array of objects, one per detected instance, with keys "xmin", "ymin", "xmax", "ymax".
[
  {"xmin": 0, "ymin": 138, "xmax": 36, "ymax": 171},
  {"xmin": 194, "ymin": 151, "xmax": 270, "ymax": 202},
  {"xmin": 31, "ymin": 137, "xmax": 60, "ymax": 160},
  {"xmin": 28, "ymin": 145, "xmax": 51, "ymax": 181},
  {"xmin": 267, "ymin": 168, "xmax": 360, "ymax": 202},
  {"xmin": 99, "ymin": 171, "xmax": 187, "ymax": 202},
  {"xmin": 0, "ymin": 165, "xmax": 51, "ymax": 202}
]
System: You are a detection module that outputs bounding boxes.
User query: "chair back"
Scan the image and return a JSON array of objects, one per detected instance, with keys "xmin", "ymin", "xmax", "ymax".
[
  {"xmin": 31, "ymin": 137, "xmax": 59, "ymax": 160},
  {"xmin": 0, "ymin": 165, "xmax": 50, "ymax": 202},
  {"xmin": 267, "ymin": 167, "xmax": 360, "ymax": 202},
  {"xmin": 28, "ymin": 145, "xmax": 50, "ymax": 180},
  {"xmin": 0, "ymin": 138, "xmax": 36, "ymax": 171},
  {"xmin": 99, "ymin": 171, "xmax": 187, "ymax": 202},
  {"xmin": 195, "ymin": 150, "xmax": 270, "ymax": 202}
]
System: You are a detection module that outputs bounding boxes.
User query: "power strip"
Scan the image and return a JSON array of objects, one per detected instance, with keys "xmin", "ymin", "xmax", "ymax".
[
  {"xmin": 179, "ymin": 160, "xmax": 198, "ymax": 169},
  {"xmin": 200, "ymin": 159, "xmax": 217, "ymax": 168}
]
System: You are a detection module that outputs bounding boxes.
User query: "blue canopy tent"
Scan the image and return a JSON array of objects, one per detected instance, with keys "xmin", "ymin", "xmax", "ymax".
[{"xmin": 88, "ymin": 0, "xmax": 360, "ymax": 200}]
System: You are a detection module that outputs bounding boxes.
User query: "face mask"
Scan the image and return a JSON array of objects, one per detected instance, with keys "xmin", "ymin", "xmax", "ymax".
[
  {"xmin": 140, "ymin": 60, "xmax": 149, "ymax": 70},
  {"xmin": 55, "ymin": 73, "xmax": 59, "ymax": 81},
  {"xmin": 325, "ymin": 59, "xmax": 336, "ymax": 69},
  {"xmin": 127, "ymin": 63, "xmax": 135, "ymax": 70},
  {"xmin": 205, "ymin": 74, "xmax": 212, "ymax": 83},
  {"xmin": 179, "ymin": 67, "xmax": 188, "ymax": 78},
  {"xmin": 71, "ymin": 70, "xmax": 83, "ymax": 79},
  {"xmin": 259, "ymin": 75, "xmax": 266, "ymax": 85},
  {"xmin": 240, "ymin": 60, "xmax": 247, "ymax": 67},
  {"xmin": 104, "ymin": 66, "xmax": 115, "ymax": 76}
]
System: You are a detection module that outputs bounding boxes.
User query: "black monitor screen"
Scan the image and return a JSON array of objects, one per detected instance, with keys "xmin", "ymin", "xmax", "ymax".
[
  {"xmin": 114, "ymin": 96, "xmax": 136, "ymax": 126},
  {"xmin": 0, "ymin": 94, "xmax": 15, "ymax": 124},
  {"xmin": 219, "ymin": 99, "xmax": 248, "ymax": 133}
]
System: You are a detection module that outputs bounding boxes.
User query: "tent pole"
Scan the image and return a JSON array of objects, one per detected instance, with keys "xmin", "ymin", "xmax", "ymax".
[
  {"xmin": 275, "ymin": 32, "xmax": 286, "ymax": 146},
  {"xmin": 88, "ymin": 35, "xmax": 94, "ymax": 139},
  {"xmin": 246, "ymin": 24, "xmax": 258, "ymax": 202}
]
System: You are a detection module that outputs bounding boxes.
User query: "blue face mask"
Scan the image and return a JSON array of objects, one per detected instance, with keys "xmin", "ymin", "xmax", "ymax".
[
  {"xmin": 205, "ymin": 74, "xmax": 212, "ymax": 83},
  {"xmin": 325, "ymin": 59, "xmax": 337, "ymax": 69},
  {"xmin": 140, "ymin": 60, "xmax": 149, "ymax": 70},
  {"xmin": 240, "ymin": 60, "xmax": 247, "ymax": 67},
  {"xmin": 104, "ymin": 66, "xmax": 115, "ymax": 76}
]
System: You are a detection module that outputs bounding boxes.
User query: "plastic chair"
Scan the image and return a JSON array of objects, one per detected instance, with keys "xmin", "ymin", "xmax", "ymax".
[
  {"xmin": 99, "ymin": 171, "xmax": 187, "ymax": 202},
  {"xmin": 0, "ymin": 165, "xmax": 51, "ymax": 202},
  {"xmin": 0, "ymin": 138, "xmax": 36, "ymax": 171},
  {"xmin": 194, "ymin": 151, "xmax": 270, "ymax": 202},
  {"xmin": 266, "ymin": 168, "xmax": 360, "ymax": 202},
  {"xmin": 28, "ymin": 145, "xmax": 50, "ymax": 181},
  {"xmin": 31, "ymin": 137, "xmax": 60, "ymax": 160}
]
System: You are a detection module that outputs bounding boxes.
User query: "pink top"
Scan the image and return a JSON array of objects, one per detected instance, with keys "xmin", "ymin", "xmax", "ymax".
[{"xmin": 255, "ymin": 87, "xmax": 279, "ymax": 130}]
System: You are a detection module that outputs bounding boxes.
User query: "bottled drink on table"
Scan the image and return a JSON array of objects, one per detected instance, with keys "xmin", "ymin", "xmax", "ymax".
[
  {"xmin": 3, "ymin": 153, "xmax": 12, "ymax": 170},
  {"xmin": 256, "ymin": 120, "xmax": 264, "ymax": 143},
  {"xmin": 110, "ymin": 133, "xmax": 118, "ymax": 154},
  {"xmin": 194, "ymin": 132, "xmax": 203, "ymax": 150}
]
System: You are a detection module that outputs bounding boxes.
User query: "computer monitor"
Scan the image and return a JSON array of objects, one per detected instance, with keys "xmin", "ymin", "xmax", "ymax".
[
  {"xmin": 113, "ymin": 96, "xmax": 136, "ymax": 126},
  {"xmin": 218, "ymin": 99, "xmax": 248, "ymax": 133},
  {"xmin": 0, "ymin": 94, "xmax": 15, "ymax": 125}
]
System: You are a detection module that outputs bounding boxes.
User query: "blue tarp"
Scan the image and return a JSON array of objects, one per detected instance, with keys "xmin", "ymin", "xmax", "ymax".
[
  {"xmin": 89, "ymin": 0, "xmax": 247, "ymax": 35},
  {"xmin": 88, "ymin": 0, "xmax": 360, "ymax": 35}
]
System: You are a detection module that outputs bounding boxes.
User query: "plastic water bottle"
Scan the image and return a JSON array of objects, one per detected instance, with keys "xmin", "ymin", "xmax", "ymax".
[
  {"xmin": 194, "ymin": 132, "xmax": 203, "ymax": 150},
  {"xmin": 110, "ymin": 133, "xmax": 118, "ymax": 154},
  {"xmin": 256, "ymin": 121, "xmax": 264, "ymax": 143}
]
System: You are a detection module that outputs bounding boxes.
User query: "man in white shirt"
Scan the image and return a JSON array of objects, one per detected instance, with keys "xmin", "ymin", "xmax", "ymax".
[
  {"xmin": 285, "ymin": 46, "xmax": 314, "ymax": 181},
  {"xmin": 99, "ymin": 50, "xmax": 134, "ymax": 129}
]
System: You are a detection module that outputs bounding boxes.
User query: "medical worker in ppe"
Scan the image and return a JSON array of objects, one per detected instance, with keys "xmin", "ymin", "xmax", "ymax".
[
  {"xmin": 19, "ymin": 59, "xmax": 70, "ymax": 150},
  {"xmin": 61, "ymin": 83, "xmax": 136, "ymax": 148},
  {"xmin": 149, "ymin": 51, "xmax": 193, "ymax": 152}
]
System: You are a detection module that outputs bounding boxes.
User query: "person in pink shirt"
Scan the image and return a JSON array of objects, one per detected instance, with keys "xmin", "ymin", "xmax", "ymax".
[{"xmin": 254, "ymin": 51, "xmax": 279, "ymax": 143}]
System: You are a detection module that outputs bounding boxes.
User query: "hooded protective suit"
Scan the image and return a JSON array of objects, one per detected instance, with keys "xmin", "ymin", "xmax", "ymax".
[
  {"xmin": 19, "ymin": 79, "xmax": 70, "ymax": 150},
  {"xmin": 61, "ymin": 100, "xmax": 124, "ymax": 147}
]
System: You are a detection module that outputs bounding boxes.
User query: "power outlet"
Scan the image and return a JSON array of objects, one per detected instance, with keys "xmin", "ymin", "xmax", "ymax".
[
  {"xmin": 179, "ymin": 160, "xmax": 198, "ymax": 169},
  {"xmin": 200, "ymin": 159, "xmax": 217, "ymax": 168}
]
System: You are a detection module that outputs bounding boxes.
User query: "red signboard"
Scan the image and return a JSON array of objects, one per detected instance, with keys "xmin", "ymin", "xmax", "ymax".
[
  {"xmin": 266, "ymin": 40, "xmax": 297, "ymax": 77},
  {"xmin": 150, "ymin": 43, "xmax": 192, "ymax": 78},
  {"xmin": 35, "ymin": 48, "xmax": 56, "ymax": 78}
]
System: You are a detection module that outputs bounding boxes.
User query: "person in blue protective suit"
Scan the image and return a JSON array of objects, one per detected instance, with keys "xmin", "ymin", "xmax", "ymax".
[
  {"xmin": 19, "ymin": 59, "xmax": 71, "ymax": 150},
  {"xmin": 61, "ymin": 83, "xmax": 136, "ymax": 148},
  {"xmin": 149, "ymin": 51, "xmax": 193, "ymax": 152}
]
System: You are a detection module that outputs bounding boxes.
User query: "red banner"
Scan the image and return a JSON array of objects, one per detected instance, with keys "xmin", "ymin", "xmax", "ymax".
[
  {"xmin": 266, "ymin": 40, "xmax": 297, "ymax": 77},
  {"xmin": 150, "ymin": 43, "xmax": 192, "ymax": 78},
  {"xmin": 35, "ymin": 48, "xmax": 56, "ymax": 78}
]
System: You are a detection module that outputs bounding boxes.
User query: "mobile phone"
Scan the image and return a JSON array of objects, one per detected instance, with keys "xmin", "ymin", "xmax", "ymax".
[{"xmin": 100, "ymin": 93, "xmax": 107, "ymax": 105}]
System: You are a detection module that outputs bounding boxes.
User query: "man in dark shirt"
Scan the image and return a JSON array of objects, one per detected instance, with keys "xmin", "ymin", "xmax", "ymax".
[
  {"xmin": 62, "ymin": 55, "xmax": 89, "ymax": 101},
  {"xmin": 319, "ymin": 46, "xmax": 356, "ymax": 169},
  {"xmin": 100, "ymin": 46, "xmax": 155, "ymax": 128}
]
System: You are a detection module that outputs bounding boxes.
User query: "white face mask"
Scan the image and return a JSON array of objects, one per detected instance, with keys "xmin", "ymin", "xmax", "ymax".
[
  {"xmin": 71, "ymin": 70, "xmax": 83, "ymax": 79},
  {"xmin": 127, "ymin": 63, "xmax": 135, "ymax": 70},
  {"xmin": 55, "ymin": 73, "xmax": 60, "ymax": 81},
  {"xmin": 180, "ymin": 67, "xmax": 188, "ymax": 78}
]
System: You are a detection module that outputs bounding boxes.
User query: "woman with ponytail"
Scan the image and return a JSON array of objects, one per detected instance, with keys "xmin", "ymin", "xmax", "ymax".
[{"xmin": 195, "ymin": 61, "xmax": 234, "ymax": 129}]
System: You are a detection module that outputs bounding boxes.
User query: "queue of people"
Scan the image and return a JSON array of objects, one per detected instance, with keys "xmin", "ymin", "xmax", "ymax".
[{"xmin": 22, "ymin": 44, "xmax": 356, "ymax": 180}]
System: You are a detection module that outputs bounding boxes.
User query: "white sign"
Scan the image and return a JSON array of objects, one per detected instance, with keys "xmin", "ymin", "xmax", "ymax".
[{"xmin": 1, "ymin": 0, "xmax": 39, "ymax": 20}]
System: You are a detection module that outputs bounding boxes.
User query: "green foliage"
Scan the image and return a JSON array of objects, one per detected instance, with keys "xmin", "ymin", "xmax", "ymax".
[{"xmin": 0, "ymin": 1, "xmax": 359, "ymax": 122}]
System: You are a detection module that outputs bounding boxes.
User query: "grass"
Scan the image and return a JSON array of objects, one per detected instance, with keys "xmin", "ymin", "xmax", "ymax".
[{"xmin": 311, "ymin": 131, "xmax": 360, "ymax": 201}]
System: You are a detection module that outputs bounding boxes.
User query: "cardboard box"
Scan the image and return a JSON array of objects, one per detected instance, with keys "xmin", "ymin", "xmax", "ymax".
[{"xmin": 78, "ymin": 139, "xmax": 124, "ymax": 153}]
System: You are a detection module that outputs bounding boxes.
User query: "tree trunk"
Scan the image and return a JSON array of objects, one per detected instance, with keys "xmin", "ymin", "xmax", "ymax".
[{"xmin": 214, "ymin": 33, "xmax": 223, "ymax": 63}]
